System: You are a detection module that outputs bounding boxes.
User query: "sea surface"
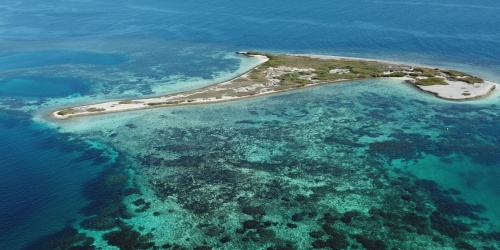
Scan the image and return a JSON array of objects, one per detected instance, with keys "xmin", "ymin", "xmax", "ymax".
[{"xmin": 0, "ymin": 0, "xmax": 499, "ymax": 249}]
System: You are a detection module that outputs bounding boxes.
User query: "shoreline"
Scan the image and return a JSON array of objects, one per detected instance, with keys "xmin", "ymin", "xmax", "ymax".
[
  {"xmin": 413, "ymin": 80, "xmax": 497, "ymax": 101},
  {"xmin": 50, "ymin": 53, "xmax": 270, "ymax": 119},
  {"xmin": 51, "ymin": 52, "xmax": 497, "ymax": 119}
]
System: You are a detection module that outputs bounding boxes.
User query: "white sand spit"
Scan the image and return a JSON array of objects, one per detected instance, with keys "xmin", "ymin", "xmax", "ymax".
[{"xmin": 417, "ymin": 81, "xmax": 496, "ymax": 100}]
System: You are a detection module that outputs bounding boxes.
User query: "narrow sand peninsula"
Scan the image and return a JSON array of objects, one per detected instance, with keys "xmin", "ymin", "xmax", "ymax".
[{"xmin": 51, "ymin": 52, "xmax": 497, "ymax": 119}]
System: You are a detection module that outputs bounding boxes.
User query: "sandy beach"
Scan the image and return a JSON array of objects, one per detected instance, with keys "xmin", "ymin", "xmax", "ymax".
[
  {"xmin": 416, "ymin": 80, "xmax": 497, "ymax": 100},
  {"xmin": 51, "ymin": 53, "xmax": 497, "ymax": 119},
  {"xmin": 51, "ymin": 54, "xmax": 270, "ymax": 119}
]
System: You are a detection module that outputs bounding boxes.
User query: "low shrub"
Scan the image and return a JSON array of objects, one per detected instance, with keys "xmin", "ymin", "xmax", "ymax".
[
  {"xmin": 57, "ymin": 108, "xmax": 76, "ymax": 116},
  {"xmin": 415, "ymin": 77, "xmax": 447, "ymax": 86},
  {"xmin": 118, "ymin": 100, "xmax": 134, "ymax": 104},
  {"xmin": 87, "ymin": 107, "xmax": 105, "ymax": 112}
]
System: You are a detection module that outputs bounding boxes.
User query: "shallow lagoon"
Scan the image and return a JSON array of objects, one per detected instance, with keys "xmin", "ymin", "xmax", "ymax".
[
  {"xmin": 0, "ymin": 77, "xmax": 89, "ymax": 98},
  {"xmin": 1, "ymin": 43, "xmax": 498, "ymax": 250},
  {"xmin": 0, "ymin": 46, "xmax": 274, "ymax": 249},
  {"xmin": 1, "ymin": 0, "xmax": 500, "ymax": 249},
  {"xmin": 53, "ymin": 78, "xmax": 500, "ymax": 249},
  {"xmin": 0, "ymin": 50, "xmax": 127, "ymax": 71}
]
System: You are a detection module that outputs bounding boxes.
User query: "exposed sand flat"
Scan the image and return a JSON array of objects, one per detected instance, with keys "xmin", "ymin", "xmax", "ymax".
[
  {"xmin": 416, "ymin": 80, "xmax": 497, "ymax": 100},
  {"xmin": 49, "ymin": 85, "xmax": 251, "ymax": 119},
  {"xmin": 51, "ymin": 52, "xmax": 497, "ymax": 119}
]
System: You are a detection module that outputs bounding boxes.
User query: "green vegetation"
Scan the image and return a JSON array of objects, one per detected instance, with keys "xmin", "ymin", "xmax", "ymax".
[
  {"xmin": 247, "ymin": 53, "xmax": 403, "ymax": 84},
  {"xmin": 53, "ymin": 52, "xmax": 492, "ymax": 119},
  {"xmin": 441, "ymin": 70, "xmax": 484, "ymax": 83},
  {"xmin": 384, "ymin": 72, "xmax": 407, "ymax": 77},
  {"xmin": 415, "ymin": 77, "xmax": 448, "ymax": 86},
  {"xmin": 411, "ymin": 67, "xmax": 439, "ymax": 77},
  {"xmin": 348, "ymin": 64, "xmax": 385, "ymax": 76},
  {"xmin": 87, "ymin": 107, "xmax": 106, "ymax": 112},
  {"xmin": 442, "ymin": 70, "xmax": 466, "ymax": 77},
  {"xmin": 244, "ymin": 51, "xmax": 263, "ymax": 56},
  {"xmin": 460, "ymin": 76, "xmax": 484, "ymax": 84},
  {"xmin": 279, "ymin": 72, "xmax": 308, "ymax": 86},
  {"xmin": 57, "ymin": 108, "xmax": 76, "ymax": 116},
  {"xmin": 118, "ymin": 100, "xmax": 134, "ymax": 104},
  {"xmin": 147, "ymin": 101, "xmax": 181, "ymax": 106},
  {"xmin": 241, "ymin": 53, "xmax": 488, "ymax": 97},
  {"xmin": 312, "ymin": 71, "xmax": 345, "ymax": 81},
  {"xmin": 148, "ymin": 102, "xmax": 166, "ymax": 106},
  {"xmin": 246, "ymin": 53, "xmax": 487, "ymax": 91}
]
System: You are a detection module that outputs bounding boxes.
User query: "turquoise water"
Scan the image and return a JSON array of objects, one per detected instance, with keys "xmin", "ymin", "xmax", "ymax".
[
  {"xmin": 1, "ymin": 0, "xmax": 499, "ymax": 249},
  {"xmin": 55, "ymin": 80, "xmax": 500, "ymax": 249},
  {"xmin": 0, "ymin": 51, "xmax": 127, "ymax": 70},
  {"xmin": 0, "ymin": 77, "xmax": 89, "ymax": 98}
]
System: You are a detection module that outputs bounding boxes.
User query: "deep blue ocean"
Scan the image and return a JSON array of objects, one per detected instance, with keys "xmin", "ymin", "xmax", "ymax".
[{"xmin": 0, "ymin": 0, "xmax": 499, "ymax": 249}]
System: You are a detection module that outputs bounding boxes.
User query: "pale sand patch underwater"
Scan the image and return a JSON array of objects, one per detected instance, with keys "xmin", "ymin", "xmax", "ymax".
[{"xmin": 51, "ymin": 52, "xmax": 497, "ymax": 119}]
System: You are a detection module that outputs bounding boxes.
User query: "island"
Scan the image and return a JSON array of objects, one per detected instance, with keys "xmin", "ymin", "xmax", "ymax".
[{"xmin": 51, "ymin": 52, "xmax": 497, "ymax": 119}]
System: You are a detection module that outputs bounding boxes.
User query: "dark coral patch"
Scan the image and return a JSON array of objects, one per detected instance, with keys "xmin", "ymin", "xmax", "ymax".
[
  {"xmin": 220, "ymin": 236, "xmax": 230, "ymax": 243},
  {"xmin": 309, "ymin": 230, "xmax": 325, "ymax": 238},
  {"xmin": 355, "ymin": 235, "xmax": 387, "ymax": 250},
  {"xmin": 243, "ymin": 220, "xmax": 259, "ymax": 229},
  {"xmin": 401, "ymin": 195, "xmax": 412, "ymax": 201},
  {"xmin": 242, "ymin": 206, "xmax": 266, "ymax": 216},
  {"xmin": 454, "ymin": 240, "xmax": 476, "ymax": 250},
  {"xmin": 291, "ymin": 212, "xmax": 305, "ymax": 222},
  {"xmin": 22, "ymin": 226, "xmax": 94, "ymax": 250},
  {"xmin": 368, "ymin": 140, "xmax": 417, "ymax": 160},
  {"xmin": 326, "ymin": 230, "xmax": 349, "ymax": 249},
  {"xmin": 416, "ymin": 180, "xmax": 485, "ymax": 220},
  {"xmin": 132, "ymin": 198, "xmax": 146, "ymax": 206},
  {"xmin": 430, "ymin": 212, "xmax": 470, "ymax": 238},
  {"xmin": 402, "ymin": 213, "xmax": 428, "ymax": 234},
  {"xmin": 341, "ymin": 210, "xmax": 358, "ymax": 224},
  {"xmin": 322, "ymin": 213, "xmax": 337, "ymax": 224},
  {"xmin": 102, "ymin": 226, "xmax": 154, "ymax": 250},
  {"xmin": 312, "ymin": 239, "xmax": 328, "ymax": 248}
]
